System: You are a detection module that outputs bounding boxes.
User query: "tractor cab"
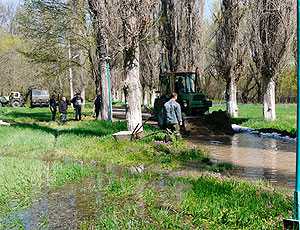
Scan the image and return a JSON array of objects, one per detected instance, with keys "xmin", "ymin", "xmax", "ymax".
[{"xmin": 155, "ymin": 72, "xmax": 212, "ymax": 116}]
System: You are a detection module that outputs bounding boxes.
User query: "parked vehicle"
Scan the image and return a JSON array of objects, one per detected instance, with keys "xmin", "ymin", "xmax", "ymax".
[
  {"xmin": 0, "ymin": 96, "xmax": 9, "ymax": 107},
  {"xmin": 30, "ymin": 89, "xmax": 50, "ymax": 107},
  {"xmin": 0, "ymin": 92, "xmax": 24, "ymax": 107}
]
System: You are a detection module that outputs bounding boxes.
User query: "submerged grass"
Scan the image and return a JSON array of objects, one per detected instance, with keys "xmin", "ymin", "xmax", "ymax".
[
  {"xmin": 0, "ymin": 107, "xmax": 294, "ymax": 229},
  {"xmin": 212, "ymin": 103, "xmax": 296, "ymax": 136}
]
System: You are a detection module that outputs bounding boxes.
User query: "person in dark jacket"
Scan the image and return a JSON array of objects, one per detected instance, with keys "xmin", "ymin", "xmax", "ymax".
[
  {"xmin": 71, "ymin": 93, "xmax": 83, "ymax": 121},
  {"xmin": 163, "ymin": 92, "xmax": 182, "ymax": 137},
  {"xmin": 94, "ymin": 92, "xmax": 102, "ymax": 119},
  {"xmin": 59, "ymin": 97, "xmax": 68, "ymax": 123},
  {"xmin": 49, "ymin": 95, "xmax": 57, "ymax": 121}
]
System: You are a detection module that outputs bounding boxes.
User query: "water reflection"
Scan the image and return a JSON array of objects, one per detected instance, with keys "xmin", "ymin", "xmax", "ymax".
[
  {"xmin": 192, "ymin": 133, "xmax": 296, "ymax": 188},
  {"xmin": 1, "ymin": 178, "xmax": 99, "ymax": 230}
]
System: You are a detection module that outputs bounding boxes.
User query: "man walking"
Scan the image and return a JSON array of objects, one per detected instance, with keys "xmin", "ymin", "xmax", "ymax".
[
  {"xmin": 71, "ymin": 93, "xmax": 83, "ymax": 121},
  {"xmin": 164, "ymin": 92, "xmax": 183, "ymax": 137},
  {"xmin": 59, "ymin": 96, "xmax": 68, "ymax": 124},
  {"xmin": 49, "ymin": 95, "xmax": 57, "ymax": 121}
]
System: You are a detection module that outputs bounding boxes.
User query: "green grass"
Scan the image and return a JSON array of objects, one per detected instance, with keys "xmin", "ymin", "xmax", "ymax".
[
  {"xmin": 0, "ymin": 107, "xmax": 293, "ymax": 229},
  {"xmin": 83, "ymin": 172, "xmax": 291, "ymax": 230},
  {"xmin": 212, "ymin": 103, "xmax": 296, "ymax": 136}
]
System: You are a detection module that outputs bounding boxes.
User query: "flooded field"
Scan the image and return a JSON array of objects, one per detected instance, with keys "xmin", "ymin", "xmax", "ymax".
[
  {"xmin": 192, "ymin": 133, "xmax": 296, "ymax": 188},
  {"xmin": 0, "ymin": 165, "xmax": 190, "ymax": 230}
]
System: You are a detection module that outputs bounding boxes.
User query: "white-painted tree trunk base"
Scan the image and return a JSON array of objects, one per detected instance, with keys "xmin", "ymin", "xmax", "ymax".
[
  {"xmin": 263, "ymin": 78, "xmax": 276, "ymax": 121},
  {"xmin": 227, "ymin": 79, "xmax": 238, "ymax": 118},
  {"xmin": 68, "ymin": 42, "xmax": 74, "ymax": 99},
  {"xmin": 125, "ymin": 61, "xmax": 143, "ymax": 132}
]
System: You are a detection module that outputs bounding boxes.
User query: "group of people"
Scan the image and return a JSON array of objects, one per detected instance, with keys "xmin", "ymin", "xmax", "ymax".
[
  {"xmin": 49, "ymin": 91, "xmax": 183, "ymax": 138},
  {"xmin": 49, "ymin": 93, "xmax": 84, "ymax": 123},
  {"xmin": 49, "ymin": 92, "xmax": 102, "ymax": 123}
]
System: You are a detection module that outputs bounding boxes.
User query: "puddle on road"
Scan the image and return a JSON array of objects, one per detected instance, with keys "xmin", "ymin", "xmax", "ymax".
[{"xmin": 190, "ymin": 132, "xmax": 296, "ymax": 188}]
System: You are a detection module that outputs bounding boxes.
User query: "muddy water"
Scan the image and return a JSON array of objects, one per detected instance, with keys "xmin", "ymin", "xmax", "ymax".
[
  {"xmin": 1, "ymin": 165, "xmax": 189, "ymax": 230},
  {"xmin": 191, "ymin": 133, "xmax": 296, "ymax": 188},
  {"xmin": 1, "ymin": 178, "xmax": 99, "ymax": 229}
]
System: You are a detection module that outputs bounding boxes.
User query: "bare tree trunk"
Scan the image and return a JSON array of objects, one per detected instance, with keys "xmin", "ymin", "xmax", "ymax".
[
  {"xmin": 100, "ymin": 60, "xmax": 112, "ymax": 120},
  {"xmin": 263, "ymin": 78, "xmax": 276, "ymax": 121},
  {"xmin": 226, "ymin": 78, "xmax": 238, "ymax": 118},
  {"xmin": 68, "ymin": 42, "xmax": 74, "ymax": 98},
  {"xmin": 160, "ymin": 0, "xmax": 177, "ymax": 72},
  {"xmin": 150, "ymin": 89, "xmax": 156, "ymax": 107},
  {"xmin": 79, "ymin": 50, "xmax": 86, "ymax": 107},
  {"xmin": 125, "ymin": 48, "xmax": 143, "ymax": 132},
  {"xmin": 249, "ymin": 0, "xmax": 291, "ymax": 121},
  {"xmin": 58, "ymin": 75, "xmax": 63, "ymax": 96},
  {"xmin": 142, "ymin": 86, "xmax": 148, "ymax": 106}
]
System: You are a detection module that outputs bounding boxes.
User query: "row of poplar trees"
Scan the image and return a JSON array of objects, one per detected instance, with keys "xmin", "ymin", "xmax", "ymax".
[
  {"xmin": 212, "ymin": 0, "xmax": 296, "ymax": 121},
  {"xmin": 18, "ymin": 0, "xmax": 207, "ymax": 131},
  {"xmin": 16, "ymin": 0, "xmax": 295, "ymax": 131}
]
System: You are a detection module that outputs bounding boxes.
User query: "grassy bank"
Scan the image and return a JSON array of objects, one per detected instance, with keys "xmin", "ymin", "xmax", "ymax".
[
  {"xmin": 0, "ymin": 107, "xmax": 293, "ymax": 229},
  {"xmin": 212, "ymin": 103, "xmax": 296, "ymax": 136}
]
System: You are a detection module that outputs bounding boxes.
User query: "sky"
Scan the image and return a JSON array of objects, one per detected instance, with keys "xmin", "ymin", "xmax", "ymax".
[{"xmin": 204, "ymin": 0, "xmax": 216, "ymax": 19}]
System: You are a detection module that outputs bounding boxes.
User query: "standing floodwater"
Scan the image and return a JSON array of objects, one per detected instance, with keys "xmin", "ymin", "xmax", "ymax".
[{"xmin": 191, "ymin": 133, "xmax": 296, "ymax": 188}]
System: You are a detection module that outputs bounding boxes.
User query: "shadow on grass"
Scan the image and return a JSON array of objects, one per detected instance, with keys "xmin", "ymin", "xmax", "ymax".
[
  {"xmin": 231, "ymin": 117, "xmax": 250, "ymax": 125},
  {"xmin": 11, "ymin": 121, "xmax": 126, "ymax": 139},
  {"xmin": 3, "ymin": 111, "xmax": 52, "ymax": 122}
]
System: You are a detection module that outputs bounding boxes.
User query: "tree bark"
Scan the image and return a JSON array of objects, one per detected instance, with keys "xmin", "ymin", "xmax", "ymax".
[
  {"xmin": 226, "ymin": 78, "xmax": 238, "ymax": 118},
  {"xmin": 142, "ymin": 86, "xmax": 148, "ymax": 107},
  {"xmin": 160, "ymin": 0, "xmax": 177, "ymax": 72},
  {"xmin": 263, "ymin": 78, "xmax": 276, "ymax": 121},
  {"xmin": 68, "ymin": 42, "xmax": 74, "ymax": 98},
  {"xmin": 124, "ymin": 48, "xmax": 143, "ymax": 132},
  {"xmin": 100, "ymin": 60, "xmax": 112, "ymax": 120},
  {"xmin": 79, "ymin": 50, "xmax": 86, "ymax": 107},
  {"xmin": 150, "ymin": 89, "xmax": 156, "ymax": 107}
]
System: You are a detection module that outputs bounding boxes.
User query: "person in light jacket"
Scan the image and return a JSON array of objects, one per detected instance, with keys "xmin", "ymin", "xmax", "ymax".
[{"xmin": 163, "ymin": 92, "xmax": 182, "ymax": 137}]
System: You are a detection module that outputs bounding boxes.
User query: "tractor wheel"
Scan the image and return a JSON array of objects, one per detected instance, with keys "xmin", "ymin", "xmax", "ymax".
[{"xmin": 11, "ymin": 100, "xmax": 21, "ymax": 107}]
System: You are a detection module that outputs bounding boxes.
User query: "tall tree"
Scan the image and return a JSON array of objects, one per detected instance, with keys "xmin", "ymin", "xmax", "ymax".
[
  {"xmin": 249, "ymin": 0, "xmax": 292, "ymax": 121},
  {"xmin": 17, "ymin": 0, "xmax": 92, "ymax": 98},
  {"xmin": 211, "ymin": 0, "xmax": 246, "ymax": 118},
  {"xmin": 88, "ymin": 0, "xmax": 112, "ymax": 121},
  {"xmin": 117, "ymin": 0, "xmax": 158, "ymax": 131},
  {"xmin": 160, "ymin": 0, "xmax": 206, "ymax": 73},
  {"xmin": 160, "ymin": 0, "xmax": 177, "ymax": 72}
]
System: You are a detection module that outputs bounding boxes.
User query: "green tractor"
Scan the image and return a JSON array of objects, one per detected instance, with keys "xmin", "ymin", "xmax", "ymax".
[{"xmin": 154, "ymin": 72, "xmax": 212, "ymax": 123}]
